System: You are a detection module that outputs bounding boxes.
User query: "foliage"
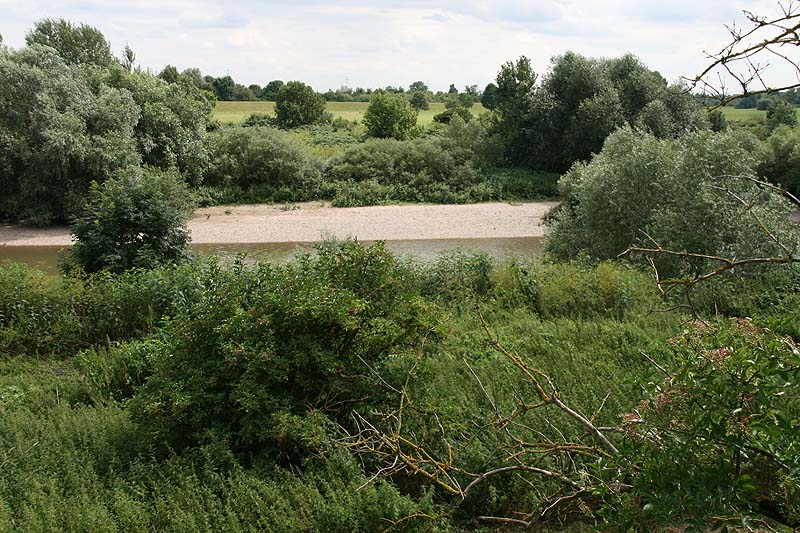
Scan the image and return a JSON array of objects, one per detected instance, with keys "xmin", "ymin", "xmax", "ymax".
[
  {"xmin": 275, "ymin": 81, "xmax": 328, "ymax": 128},
  {"xmin": 408, "ymin": 90, "xmax": 429, "ymax": 111},
  {"xmin": 709, "ymin": 108, "xmax": 728, "ymax": 131},
  {"xmin": 546, "ymin": 127, "xmax": 799, "ymax": 278},
  {"xmin": 767, "ymin": 100, "xmax": 798, "ymax": 131},
  {"xmin": 325, "ymin": 137, "xmax": 482, "ymax": 201},
  {"xmin": 621, "ymin": 319, "xmax": 800, "ymax": 527},
  {"xmin": 363, "ymin": 92, "xmax": 418, "ymax": 140},
  {"xmin": 491, "ymin": 53, "xmax": 708, "ymax": 172},
  {"xmin": 25, "ymin": 18, "xmax": 115, "ymax": 67},
  {"xmin": 481, "ymin": 82, "xmax": 498, "ymax": 110},
  {"xmin": 68, "ymin": 168, "xmax": 194, "ymax": 274},
  {"xmin": 757, "ymin": 124, "xmax": 800, "ymax": 196},
  {"xmin": 130, "ymin": 241, "xmax": 433, "ymax": 458},
  {"xmin": 95, "ymin": 66, "xmax": 213, "ymax": 182},
  {"xmin": 204, "ymin": 126, "xmax": 322, "ymax": 202},
  {"xmin": 0, "ymin": 45, "xmax": 141, "ymax": 224}
]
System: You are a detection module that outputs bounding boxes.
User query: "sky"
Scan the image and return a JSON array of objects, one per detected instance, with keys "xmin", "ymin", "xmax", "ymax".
[{"xmin": 0, "ymin": 0, "xmax": 795, "ymax": 92}]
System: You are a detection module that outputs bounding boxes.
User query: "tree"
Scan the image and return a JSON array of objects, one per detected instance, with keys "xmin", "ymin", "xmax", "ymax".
[
  {"xmin": 275, "ymin": 81, "xmax": 327, "ymax": 128},
  {"xmin": 121, "ymin": 44, "xmax": 135, "ymax": 72},
  {"xmin": 262, "ymin": 79, "xmax": 284, "ymax": 100},
  {"xmin": 363, "ymin": 92, "xmax": 418, "ymax": 140},
  {"xmin": 480, "ymin": 82, "xmax": 498, "ymax": 110},
  {"xmin": 212, "ymin": 75, "xmax": 236, "ymax": 101},
  {"xmin": 708, "ymin": 108, "xmax": 728, "ymax": 131},
  {"xmin": 158, "ymin": 64, "xmax": 179, "ymax": 84},
  {"xmin": 0, "ymin": 45, "xmax": 141, "ymax": 224},
  {"xmin": 546, "ymin": 127, "xmax": 798, "ymax": 278},
  {"xmin": 408, "ymin": 81, "xmax": 428, "ymax": 93},
  {"xmin": 767, "ymin": 99, "xmax": 798, "ymax": 131},
  {"xmin": 408, "ymin": 90, "xmax": 429, "ymax": 111},
  {"xmin": 25, "ymin": 18, "xmax": 115, "ymax": 67},
  {"xmin": 69, "ymin": 168, "xmax": 194, "ymax": 273},
  {"xmin": 448, "ymin": 83, "xmax": 458, "ymax": 94}
]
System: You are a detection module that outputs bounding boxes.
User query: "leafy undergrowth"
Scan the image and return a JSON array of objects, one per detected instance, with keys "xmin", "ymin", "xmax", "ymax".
[{"xmin": 0, "ymin": 242, "xmax": 797, "ymax": 531}]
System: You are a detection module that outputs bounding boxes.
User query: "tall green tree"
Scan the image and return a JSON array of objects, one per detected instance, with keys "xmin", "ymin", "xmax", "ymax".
[
  {"xmin": 25, "ymin": 18, "xmax": 115, "ymax": 67},
  {"xmin": 0, "ymin": 45, "xmax": 140, "ymax": 224},
  {"xmin": 767, "ymin": 99, "xmax": 798, "ymax": 131}
]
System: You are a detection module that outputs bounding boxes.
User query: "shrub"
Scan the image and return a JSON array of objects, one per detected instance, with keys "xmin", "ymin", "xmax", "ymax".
[
  {"xmin": 275, "ymin": 81, "xmax": 327, "ymax": 128},
  {"xmin": 757, "ymin": 124, "xmax": 800, "ymax": 196},
  {"xmin": 130, "ymin": 241, "xmax": 434, "ymax": 459},
  {"xmin": 68, "ymin": 168, "xmax": 194, "ymax": 274},
  {"xmin": 326, "ymin": 138, "xmax": 480, "ymax": 196},
  {"xmin": 363, "ymin": 92, "xmax": 418, "ymax": 140},
  {"xmin": 242, "ymin": 112, "xmax": 276, "ymax": 127},
  {"xmin": 767, "ymin": 99, "xmax": 798, "ymax": 131},
  {"xmin": 546, "ymin": 127, "xmax": 799, "ymax": 278},
  {"xmin": 204, "ymin": 126, "xmax": 322, "ymax": 201},
  {"xmin": 623, "ymin": 319, "xmax": 800, "ymax": 526}
]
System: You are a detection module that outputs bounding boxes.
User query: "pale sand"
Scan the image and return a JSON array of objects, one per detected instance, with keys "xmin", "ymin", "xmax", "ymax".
[{"xmin": 0, "ymin": 201, "xmax": 557, "ymax": 247}]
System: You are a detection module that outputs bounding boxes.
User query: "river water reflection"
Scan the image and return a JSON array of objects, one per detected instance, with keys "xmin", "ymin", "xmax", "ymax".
[{"xmin": 0, "ymin": 237, "xmax": 544, "ymax": 274}]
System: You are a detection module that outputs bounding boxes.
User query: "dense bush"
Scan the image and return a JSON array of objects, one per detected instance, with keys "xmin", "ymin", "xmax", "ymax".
[
  {"xmin": 275, "ymin": 81, "xmax": 328, "ymax": 128},
  {"xmin": 204, "ymin": 126, "xmax": 323, "ymax": 202},
  {"xmin": 622, "ymin": 319, "xmax": 800, "ymax": 527},
  {"xmin": 546, "ymin": 127, "xmax": 799, "ymax": 277},
  {"xmin": 0, "ymin": 45, "xmax": 141, "ymax": 224},
  {"xmin": 325, "ymin": 138, "xmax": 481, "ymax": 200},
  {"xmin": 758, "ymin": 124, "xmax": 800, "ymax": 196},
  {"xmin": 130, "ymin": 241, "xmax": 434, "ymax": 458},
  {"xmin": 363, "ymin": 91, "xmax": 418, "ymax": 140},
  {"xmin": 68, "ymin": 168, "xmax": 194, "ymax": 274}
]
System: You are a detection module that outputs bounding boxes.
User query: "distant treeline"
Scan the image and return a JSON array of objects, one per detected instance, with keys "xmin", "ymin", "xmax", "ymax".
[{"xmin": 174, "ymin": 67, "xmax": 483, "ymax": 106}]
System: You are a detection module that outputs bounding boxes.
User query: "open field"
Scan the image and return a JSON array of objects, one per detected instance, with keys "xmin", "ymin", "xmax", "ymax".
[
  {"xmin": 718, "ymin": 106, "xmax": 800, "ymax": 123},
  {"xmin": 213, "ymin": 101, "xmax": 487, "ymax": 125}
]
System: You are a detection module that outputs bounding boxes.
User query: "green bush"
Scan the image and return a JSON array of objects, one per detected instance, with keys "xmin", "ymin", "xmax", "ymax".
[
  {"xmin": 363, "ymin": 92, "xmax": 418, "ymax": 140},
  {"xmin": 130, "ymin": 241, "xmax": 434, "ymax": 458},
  {"xmin": 204, "ymin": 126, "xmax": 322, "ymax": 201},
  {"xmin": 622, "ymin": 319, "xmax": 800, "ymax": 527},
  {"xmin": 275, "ymin": 81, "xmax": 327, "ymax": 128},
  {"xmin": 546, "ymin": 127, "xmax": 799, "ymax": 278},
  {"xmin": 757, "ymin": 124, "xmax": 800, "ymax": 196},
  {"xmin": 68, "ymin": 168, "xmax": 194, "ymax": 274},
  {"xmin": 326, "ymin": 138, "xmax": 481, "ymax": 200}
]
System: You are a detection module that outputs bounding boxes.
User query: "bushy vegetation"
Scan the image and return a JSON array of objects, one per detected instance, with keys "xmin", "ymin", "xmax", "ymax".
[
  {"xmin": 67, "ymin": 168, "xmax": 194, "ymax": 274},
  {"xmin": 362, "ymin": 91, "xmax": 418, "ymax": 140},
  {"xmin": 546, "ymin": 127, "xmax": 798, "ymax": 278},
  {"xmin": 2, "ymin": 237, "xmax": 797, "ymax": 530},
  {"xmin": 203, "ymin": 126, "xmax": 323, "ymax": 203}
]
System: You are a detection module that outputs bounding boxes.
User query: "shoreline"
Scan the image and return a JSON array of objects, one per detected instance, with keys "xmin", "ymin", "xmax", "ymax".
[{"xmin": 0, "ymin": 201, "xmax": 557, "ymax": 247}]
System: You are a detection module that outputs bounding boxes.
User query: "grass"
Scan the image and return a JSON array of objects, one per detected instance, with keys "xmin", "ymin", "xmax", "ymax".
[
  {"xmin": 717, "ymin": 106, "xmax": 800, "ymax": 123},
  {"xmin": 213, "ymin": 101, "xmax": 487, "ymax": 125}
]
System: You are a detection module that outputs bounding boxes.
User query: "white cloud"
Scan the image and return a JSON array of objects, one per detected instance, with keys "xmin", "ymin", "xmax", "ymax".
[{"xmin": 0, "ymin": 0, "xmax": 795, "ymax": 92}]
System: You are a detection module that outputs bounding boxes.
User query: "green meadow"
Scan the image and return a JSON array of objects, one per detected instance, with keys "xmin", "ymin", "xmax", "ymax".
[
  {"xmin": 213, "ymin": 100, "xmax": 487, "ymax": 125},
  {"xmin": 718, "ymin": 106, "xmax": 800, "ymax": 123}
]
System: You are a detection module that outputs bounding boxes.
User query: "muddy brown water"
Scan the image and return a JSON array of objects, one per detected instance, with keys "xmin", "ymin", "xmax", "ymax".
[{"xmin": 0, "ymin": 237, "xmax": 544, "ymax": 275}]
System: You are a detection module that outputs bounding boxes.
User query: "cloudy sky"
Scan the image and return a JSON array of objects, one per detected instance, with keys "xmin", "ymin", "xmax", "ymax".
[{"xmin": 0, "ymin": 1, "xmax": 793, "ymax": 92}]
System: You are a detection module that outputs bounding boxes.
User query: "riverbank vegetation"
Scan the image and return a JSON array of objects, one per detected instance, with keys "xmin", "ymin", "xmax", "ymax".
[{"xmin": 1, "ymin": 9, "xmax": 800, "ymax": 532}]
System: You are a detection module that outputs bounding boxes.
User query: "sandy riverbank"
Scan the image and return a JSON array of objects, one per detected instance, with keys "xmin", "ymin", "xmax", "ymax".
[{"xmin": 0, "ymin": 201, "xmax": 557, "ymax": 247}]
